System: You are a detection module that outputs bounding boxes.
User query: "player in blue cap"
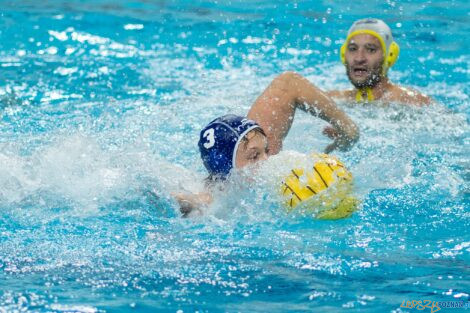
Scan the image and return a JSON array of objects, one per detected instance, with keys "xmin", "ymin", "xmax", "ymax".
[
  {"xmin": 198, "ymin": 114, "xmax": 267, "ymax": 181},
  {"xmin": 175, "ymin": 73, "xmax": 360, "ymax": 216}
]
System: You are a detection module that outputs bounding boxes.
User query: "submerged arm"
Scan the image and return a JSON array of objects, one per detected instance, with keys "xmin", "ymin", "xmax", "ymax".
[
  {"xmin": 247, "ymin": 71, "xmax": 359, "ymax": 154},
  {"xmin": 172, "ymin": 191, "xmax": 212, "ymax": 217}
]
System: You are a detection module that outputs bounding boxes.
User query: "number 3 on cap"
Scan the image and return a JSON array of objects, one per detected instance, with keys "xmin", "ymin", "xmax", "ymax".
[{"xmin": 203, "ymin": 128, "xmax": 215, "ymax": 148}]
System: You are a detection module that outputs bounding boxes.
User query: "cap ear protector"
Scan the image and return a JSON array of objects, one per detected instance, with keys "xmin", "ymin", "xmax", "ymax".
[
  {"xmin": 386, "ymin": 41, "xmax": 399, "ymax": 68},
  {"xmin": 340, "ymin": 30, "xmax": 400, "ymax": 75}
]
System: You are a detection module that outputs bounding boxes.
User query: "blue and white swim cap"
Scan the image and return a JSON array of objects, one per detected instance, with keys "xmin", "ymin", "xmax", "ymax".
[{"xmin": 198, "ymin": 114, "xmax": 261, "ymax": 178}]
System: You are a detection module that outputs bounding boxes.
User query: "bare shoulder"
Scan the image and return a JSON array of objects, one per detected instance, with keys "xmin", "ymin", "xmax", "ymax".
[
  {"xmin": 325, "ymin": 90, "xmax": 344, "ymax": 98},
  {"xmin": 387, "ymin": 84, "xmax": 433, "ymax": 106},
  {"xmin": 326, "ymin": 89, "xmax": 354, "ymax": 101}
]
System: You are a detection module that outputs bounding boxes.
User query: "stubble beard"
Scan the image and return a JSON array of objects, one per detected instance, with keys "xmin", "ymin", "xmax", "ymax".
[{"xmin": 346, "ymin": 63, "xmax": 383, "ymax": 89}]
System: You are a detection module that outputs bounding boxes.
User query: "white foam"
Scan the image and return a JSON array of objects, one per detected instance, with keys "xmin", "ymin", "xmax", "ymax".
[
  {"xmin": 0, "ymin": 130, "xmax": 204, "ymax": 214},
  {"xmin": 49, "ymin": 304, "xmax": 97, "ymax": 313}
]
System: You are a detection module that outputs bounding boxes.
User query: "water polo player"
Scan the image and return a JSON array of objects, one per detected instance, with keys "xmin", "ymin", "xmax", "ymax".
[
  {"xmin": 198, "ymin": 115, "xmax": 268, "ymax": 181},
  {"xmin": 261, "ymin": 18, "xmax": 431, "ymax": 107},
  {"xmin": 174, "ymin": 79, "xmax": 359, "ymax": 216},
  {"xmin": 326, "ymin": 18, "xmax": 432, "ymax": 104}
]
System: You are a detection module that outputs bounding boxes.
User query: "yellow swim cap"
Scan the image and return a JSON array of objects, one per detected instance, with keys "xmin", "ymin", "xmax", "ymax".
[
  {"xmin": 340, "ymin": 18, "xmax": 400, "ymax": 75},
  {"xmin": 281, "ymin": 153, "xmax": 358, "ymax": 220}
]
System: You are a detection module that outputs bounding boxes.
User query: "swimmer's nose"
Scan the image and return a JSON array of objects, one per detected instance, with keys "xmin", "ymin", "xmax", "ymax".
[
  {"xmin": 354, "ymin": 49, "xmax": 367, "ymax": 64},
  {"xmin": 260, "ymin": 152, "xmax": 269, "ymax": 161}
]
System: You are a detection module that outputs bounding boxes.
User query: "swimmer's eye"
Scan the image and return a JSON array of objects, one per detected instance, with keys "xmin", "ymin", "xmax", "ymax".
[
  {"xmin": 250, "ymin": 152, "xmax": 260, "ymax": 160},
  {"xmin": 347, "ymin": 45, "xmax": 357, "ymax": 52},
  {"xmin": 367, "ymin": 47, "xmax": 377, "ymax": 53},
  {"xmin": 248, "ymin": 151, "xmax": 263, "ymax": 162}
]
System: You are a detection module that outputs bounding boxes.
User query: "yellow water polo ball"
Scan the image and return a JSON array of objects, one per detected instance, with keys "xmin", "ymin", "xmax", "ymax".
[{"xmin": 280, "ymin": 153, "xmax": 359, "ymax": 220}]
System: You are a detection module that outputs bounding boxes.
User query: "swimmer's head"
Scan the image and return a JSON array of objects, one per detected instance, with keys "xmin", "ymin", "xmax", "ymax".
[
  {"xmin": 340, "ymin": 18, "xmax": 400, "ymax": 88},
  {"xmin": 198, "ymin": 114, "xmax": 268, "ymax": 180}
]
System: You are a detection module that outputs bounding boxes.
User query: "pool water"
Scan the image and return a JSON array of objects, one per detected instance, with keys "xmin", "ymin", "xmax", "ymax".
[{"xmin": 1, "ymin": 1, "xmax": 469, "ymax": 312}]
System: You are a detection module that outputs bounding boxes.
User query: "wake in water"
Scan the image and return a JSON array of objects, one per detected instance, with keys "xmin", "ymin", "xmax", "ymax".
[
  {"xmin": 0, "ymin": 132, "xmax": 205, "ymax": 223},
  {"xmin": 0, "ymin": 98, "xmax": 467, "ymax": 223}
]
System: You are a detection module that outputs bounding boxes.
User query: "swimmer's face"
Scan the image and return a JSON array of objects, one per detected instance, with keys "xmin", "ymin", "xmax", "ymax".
[
  {"xmin": 235, "ymin": 129, "xmax": 269, "ymax": 169},
  {"xmin": 345, "ymin": 34, "xmax": 384, "ymax": 88}
]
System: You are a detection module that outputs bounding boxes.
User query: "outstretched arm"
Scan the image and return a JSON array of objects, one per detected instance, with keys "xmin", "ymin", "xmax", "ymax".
[{"xmin": 247, "ymin": 71, "xmax": 359, "ymax": 155}]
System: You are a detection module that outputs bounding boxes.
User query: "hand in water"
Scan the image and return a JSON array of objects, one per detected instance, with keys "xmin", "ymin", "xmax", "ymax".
[
  {"xmin": 323, "ymin": 125, "xmax": 340, "ymax": 140},
  {"xmin": 323, "ymin": 125, "xmax": 357, "ymax": 153},
  {"xmin": 172, "ymin": 192, "xmax": 212, "ymax": 217}
]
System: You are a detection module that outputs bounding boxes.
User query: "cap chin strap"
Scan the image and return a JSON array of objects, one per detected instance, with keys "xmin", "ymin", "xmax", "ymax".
[{"xmin": 355, "ymin": 87, "xmax": 374, "ymax": 102}]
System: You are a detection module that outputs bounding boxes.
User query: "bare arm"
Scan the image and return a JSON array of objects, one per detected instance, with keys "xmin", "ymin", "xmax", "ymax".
[
  {"xmin": 325, "ymin": 89, "xmax": 350, "ymax": 100},
  {"xmin": 247, "ymin": 71, "xmax": 359, "ymax": 154}
]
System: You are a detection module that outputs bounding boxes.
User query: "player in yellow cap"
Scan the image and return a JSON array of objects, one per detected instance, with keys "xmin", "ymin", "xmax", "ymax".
[
  {"xmin": 258, "ymin": 18, "xmax": 431, "ymax": 110},
  {"xmin": 326, "ymin": 18, "xmax": 432, "ymax": 105},
  {"xmin": 249, "ymin": 18, "xmax": 432, "ymax": 142}
]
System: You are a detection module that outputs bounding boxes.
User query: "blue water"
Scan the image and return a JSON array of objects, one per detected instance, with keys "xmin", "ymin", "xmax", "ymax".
[{"xmin": 1, "ymin": 1, "xmax": 469, "ymax": 312}]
